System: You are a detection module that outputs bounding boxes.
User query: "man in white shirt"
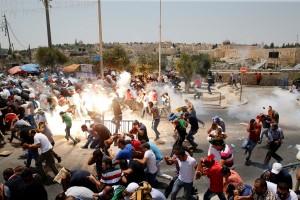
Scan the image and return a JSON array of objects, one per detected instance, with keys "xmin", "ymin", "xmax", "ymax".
[
  {"xmin": 165, "ymin": 147, "xmax": 198, "ymax": 200},
  {"xmin": 23, "ymin": 129, "xmax": 58, "ymax": 180},
  {"xmin": 267, "ymin": 181, "xmax": 297, "ymax": 200},
  {"xmin": 134, "ymin": 142, "xmax": 158, "ymax": 187}
]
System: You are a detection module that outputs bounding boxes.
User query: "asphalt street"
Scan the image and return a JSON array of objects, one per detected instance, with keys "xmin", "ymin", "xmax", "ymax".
[{"xmin": 0, "ymin": 86, "xmax": 299, "ymax": 199}]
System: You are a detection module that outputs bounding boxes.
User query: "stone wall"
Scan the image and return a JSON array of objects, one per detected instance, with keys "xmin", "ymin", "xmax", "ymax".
[{"xmin": 215, "ymin": 71, "xmax": 300, "ymax": 86}]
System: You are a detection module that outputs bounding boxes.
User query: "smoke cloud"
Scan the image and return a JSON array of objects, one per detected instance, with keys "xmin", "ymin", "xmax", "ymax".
[{"xmin": 227, "ymin": 88, "xmax": 300, "ymax": 127}]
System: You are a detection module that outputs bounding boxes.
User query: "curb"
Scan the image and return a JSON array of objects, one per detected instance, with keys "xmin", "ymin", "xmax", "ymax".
[
  {"xmin": 216, "ymin": 83, "xmax": 228, "ymax": 89},
  {"xmin": 199, "ymin": 99, "xmax": 248, "ymax": 109}
]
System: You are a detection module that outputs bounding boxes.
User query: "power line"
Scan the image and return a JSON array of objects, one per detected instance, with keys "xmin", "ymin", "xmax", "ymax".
[{"xmin": 7, "ymin": 22, "xmax": 26, "ymax": 49}]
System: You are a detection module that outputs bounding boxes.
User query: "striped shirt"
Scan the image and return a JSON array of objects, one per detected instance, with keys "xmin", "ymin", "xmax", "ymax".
[{"xmin": 100, "ymin": 167, "xmax": 122, "ymax": 185}]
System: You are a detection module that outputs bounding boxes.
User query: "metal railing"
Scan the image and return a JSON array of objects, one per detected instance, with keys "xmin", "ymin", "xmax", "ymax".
[
  {"xmin": 104, "ymin": 120, "xmax": 134, "ymax": 134},
  {"xmin": 85, "ymin": 119, "xmax": 134, "ymax": 134}
]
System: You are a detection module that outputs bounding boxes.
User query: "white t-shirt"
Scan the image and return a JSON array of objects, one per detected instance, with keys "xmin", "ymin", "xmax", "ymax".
[
  {"xmin": 65, "ymin": 186, "xmax": 94, "ymax": 200},
  {"xmin": 208, "ymin": 144, "xmax": 222, "ymax": 161},
  {"xmin": 15, "ymin": 119, "xmax": 31, "ymax": 127},
  {"xmin": 34, "ymin": 133, "xmax": 52, "ymax": 153},
  {"xmin": 267, "ymin": 181, "xmax": 298, "ymax": 200},
  {"xmin": 151, "ymin": 188, "xmax": 167, "ymax": 200},
  {"xmin": 177, "ymin": 155, "xmax": 197, "ymax": 183},
  {"xmin": 144, "ymin": 149, "xmax": 158, "ymax": 174}
]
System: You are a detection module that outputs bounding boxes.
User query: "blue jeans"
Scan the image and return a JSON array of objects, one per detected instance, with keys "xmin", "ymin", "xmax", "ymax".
[
  {"xmin": 245, "ymin": 139, "xmax": 257, "ymax": 161},
  {"xmin": 25, "ymin": 115, "xmax": 36, "ymax": 128},
  {"xmin": 171, "ymin": 178, "xmax": 195, "ymax": 200},
  {"xmin": 152, "ymin": 119, "xmax": 161, "ymax": 139},
  {"xmin": 26, "ymin": 149, "xmax": 39, "ymax": 167},
  {"xmin": 146, "ymin": 172, "xmax": 158, "ymax": 187},
  {"xmin": 82, "ymin": 134, "xmax": 95, "ymax": 148},
  {"xmin": 204, "ymin": 189, "xmax": 226, "ymax": 200}
]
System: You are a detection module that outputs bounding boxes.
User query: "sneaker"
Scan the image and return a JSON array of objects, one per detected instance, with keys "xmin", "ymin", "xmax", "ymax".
[
  {"xmin": 73, "ymin": 141, "xmax": 78, "ymax": 145},
  {"xmin": 245, "ymin": 160, "xmax": 251, "ymax": 166},
  {"xmin": 81, "ymin": 146, "xmax": 88, "ymax": 149}
]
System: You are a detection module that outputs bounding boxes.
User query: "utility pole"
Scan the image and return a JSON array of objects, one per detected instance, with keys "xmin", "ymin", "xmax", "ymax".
[
  {"xmin": 3, "ymin": 14, "xmax": 13, "ymax": 54},
  {"xmin": 28, "ymin": 45, "xmax": 32, "ymax": 63},
  {"xmin": 98, "ymin": 0, "xmax": 104, "ymax": 79},
  {"xmin": 158, "ymin": 0, "xmax": 162, "ymax": 78},
  {"xmin": 42, "ymin": 0, "xmax": 52, "ymax": 48},
  {"xmin": 297, "ymin": 34, "xmax": 299, "ymax": 45}
]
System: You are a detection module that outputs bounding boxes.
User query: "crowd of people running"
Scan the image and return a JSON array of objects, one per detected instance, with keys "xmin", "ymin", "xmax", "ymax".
[{"xmin": 0, "ymin": 71, "xmax": 299, "ymax": 200}]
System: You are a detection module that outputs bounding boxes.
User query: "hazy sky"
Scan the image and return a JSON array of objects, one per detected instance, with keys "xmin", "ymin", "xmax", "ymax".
[{"xmin": 1, "ymin": 0, "xmax": 300, "ymax": 50}]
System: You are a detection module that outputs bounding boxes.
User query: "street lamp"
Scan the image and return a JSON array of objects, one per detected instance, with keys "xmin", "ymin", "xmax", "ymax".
[
  {"xmin": 158, "ymin": 0, "xmax": 162, "ymax": 78},
  {"xmin": 98, "ymin": 0, "xmax": 104, "ymax": 79}
]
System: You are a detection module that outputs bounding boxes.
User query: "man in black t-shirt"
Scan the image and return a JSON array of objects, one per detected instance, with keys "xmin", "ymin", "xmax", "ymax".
[
  {"xmin": 129, "ymin": 120, "xmax": 149, "ymax": 142},
  {"xmin": 119, "ymin": 159, "xmax": 146, "ymax": 185},
  {"xmin": 88, "ymin": 148, "xmax": 104, "ymax": 178}
]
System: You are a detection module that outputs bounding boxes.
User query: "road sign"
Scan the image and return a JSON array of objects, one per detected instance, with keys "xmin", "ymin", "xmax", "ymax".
[{"xmin": 240, "ymin": 67, "xmax": 248, "ymax": 73}]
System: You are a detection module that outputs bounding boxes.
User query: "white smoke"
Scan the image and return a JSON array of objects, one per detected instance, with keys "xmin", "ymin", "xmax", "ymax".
[
  {"xmin": 227, "ymin": 88, "xmax": 300, "ymax": 127},
  {"xmin": 145, "ymin": 83, "xmax": 206, "ymax": 115},
  {"xmin": 116, "ymin": 71, "xmax": 131, "ymax": 98}
]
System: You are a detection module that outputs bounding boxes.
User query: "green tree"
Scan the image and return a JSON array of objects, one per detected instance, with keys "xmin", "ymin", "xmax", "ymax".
[
  {"xmin": 136, "ymin": 53, "xmax": 167, "ymax": 74},
  {"xmin": 176, "ymin": 54, "xmax": 194, "ymax": 92},
  {"xmin": 176, "ymin": 53, "xmax": 211, "ymax": 92},
  {"xmin": 193, "ymin": 54, "xmax": 211, "ymax": 76},
  {"xmin": 35, "ymin": 47, "xmax": 68, "ymax": 68},
  {"xmin": 103, "ymin": 45, "xmax": 130, "ymax": 71}
]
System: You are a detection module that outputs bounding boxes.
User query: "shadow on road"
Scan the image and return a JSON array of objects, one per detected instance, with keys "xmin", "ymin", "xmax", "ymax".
[{"xmin": 249, "ymin": 161, "xmax": 268, "ymax": 170}]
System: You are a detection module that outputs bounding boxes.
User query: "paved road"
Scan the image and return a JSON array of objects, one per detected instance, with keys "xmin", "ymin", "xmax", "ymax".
[{"xmin": 0, "ymin": 86, "xmax": 299, "ymax": 199}]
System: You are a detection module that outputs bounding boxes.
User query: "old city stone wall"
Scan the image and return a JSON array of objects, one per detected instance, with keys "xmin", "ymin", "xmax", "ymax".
[{"xmin": 215, "ymin": 71, "xmax": 300, "ymax": 86}]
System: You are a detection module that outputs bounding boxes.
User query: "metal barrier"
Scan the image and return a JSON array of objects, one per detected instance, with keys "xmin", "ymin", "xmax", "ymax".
[
  {"xmin": 104, "ymin": 120, "xmax": 134, "ymax": 134},
  {"xmin": 85, "ymin": 119, "xmax": 134, "ymax": 134}
]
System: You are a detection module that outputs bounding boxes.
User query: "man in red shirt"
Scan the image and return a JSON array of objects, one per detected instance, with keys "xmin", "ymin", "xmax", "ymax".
[
  {"xmin": 245, "ymin": 118, "xmax": 262, "ymax": 165},
  {"xmin": 196, "ymin": 155, "xmax": 226, "ymax": 200}
]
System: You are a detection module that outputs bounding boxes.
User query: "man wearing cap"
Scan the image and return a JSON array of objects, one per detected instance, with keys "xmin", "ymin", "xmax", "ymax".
[
  {"xmin": 264, "ymin": 123, "xmax": 284, "ymax": 165},
  {"xmin": 261, "ymin": 162, "xmax": 293, "ymax": 189},
  {"xmin": 123, "ymin": 182, "xmax": 166, "ymax": 200},
  {"xmin": 212, "ymin": 116, "xmax": 226, "ymax": 132}
]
